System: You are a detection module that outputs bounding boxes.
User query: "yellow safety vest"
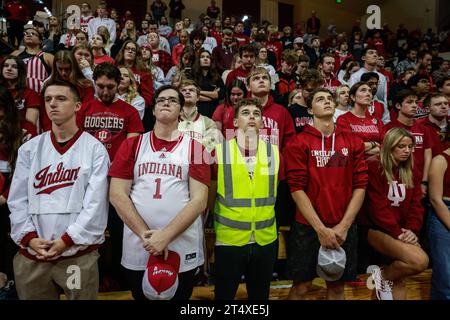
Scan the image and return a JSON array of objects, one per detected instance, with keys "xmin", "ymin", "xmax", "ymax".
[{"xmin": 214, "ymin": 139, "xmax": 279, "ymax": 246}]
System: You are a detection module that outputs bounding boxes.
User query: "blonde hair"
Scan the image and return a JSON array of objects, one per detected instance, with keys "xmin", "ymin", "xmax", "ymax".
[
  {"xmin": 246, "ymin": 66, "xmax": 271, "ymax": 86},
  {"xmin": 288, "ymin": 89, "xmax": 302, "ymax": 105},
  {"xmin": 380, "ymin": 127, "xmax": 415, "ymax": 188},
  {"xmin": 118, "ymin": 66, "xmax": 139, "ymax": 104}
]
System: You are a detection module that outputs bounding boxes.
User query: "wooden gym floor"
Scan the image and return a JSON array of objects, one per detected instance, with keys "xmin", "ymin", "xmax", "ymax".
[{"xmin": 95, "ymin": 269, "xmax": 432, "ymax": 300}]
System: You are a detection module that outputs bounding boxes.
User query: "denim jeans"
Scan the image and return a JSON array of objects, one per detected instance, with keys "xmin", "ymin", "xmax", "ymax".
[{"xmin": 428, "ymin": 200, "xmax": 450, "ymax": 300}]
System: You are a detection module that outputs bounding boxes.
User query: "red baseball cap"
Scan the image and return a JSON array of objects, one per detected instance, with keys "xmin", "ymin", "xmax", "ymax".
[{"xmin": 142, "ymin": 250, "xmax": 180, "ymax": 300}]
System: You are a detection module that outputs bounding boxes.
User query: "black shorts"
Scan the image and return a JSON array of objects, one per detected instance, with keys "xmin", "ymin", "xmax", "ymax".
[{"xmin": 286, "ymin": 222, "xmax": 358, "ymax": 283}]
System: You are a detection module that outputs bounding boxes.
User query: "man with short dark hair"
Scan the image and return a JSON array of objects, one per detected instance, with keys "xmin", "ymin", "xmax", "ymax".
[
  {"xmin": 8, "ymin": 79, "xmax": 109, "ymax": 299},
  {"xmin": 225, "ymin": 44, "xmax": 257, "ymax": 86},
  {"xmin": 77, "ymin": 63, "xmax": 144, "ymax": 289},
  {"xmin": 284, "ymin": 88, "xmax": 367, "ymax": 300},
  {"xmin": 211, "ymin": 97, "xmax": 283, "ymax": 300},
  {"xmin": 212, "ymin": 28, "xmax": 238, "ymax": 74},
  {"xmin": 348, "ymin": 47, "xmax": 388, "ymax": 107},
  {"xmin": 382, "ymin": 89, "xmax": 432, "ymax": 196},
  {"xmin": 395, "ymin": 48, "xmax": 417, "ymax": 78},
  {"xmin": 419, "ymin": 93, "xmax": 449, "ymax": 156},
  {"xmin": 407, "ymin": 74, "xmax": 431, "ymax": 118},
  {"xmin": 233, "ymin": 21, "xmax": 250, "ymax": 47},
  {"xmin": 319, "ymin": 53, "xmax": 341, "ymax": 94},
  {"xmin": 275, "ymin": 49, "xmax": 300, "ymax": 107},
  {"xmin": 437, "ymin": 76, "xmax": 450, "ymax": 101}
]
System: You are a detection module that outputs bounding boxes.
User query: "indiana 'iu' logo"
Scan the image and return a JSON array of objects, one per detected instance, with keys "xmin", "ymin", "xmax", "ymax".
[{"xmin": 387, "ymin": 181, "xmax": 406, "ymax": 207}]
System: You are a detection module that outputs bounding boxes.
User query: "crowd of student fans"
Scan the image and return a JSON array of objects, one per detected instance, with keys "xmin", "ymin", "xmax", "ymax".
[{"xmin": 1, "ymin": 0, "xmax": 450, "ymax": 296}]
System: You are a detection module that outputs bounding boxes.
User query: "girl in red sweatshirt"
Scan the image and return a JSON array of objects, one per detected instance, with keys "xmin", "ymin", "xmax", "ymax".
[{"xmin": 361, "ymin": 127, "xmax": 429, "ymax": 300}]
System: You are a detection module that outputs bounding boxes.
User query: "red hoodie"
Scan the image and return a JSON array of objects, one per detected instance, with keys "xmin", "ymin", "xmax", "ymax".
[
  {"xmin": 360, "ymin": 157, "xmax": 424, "ymax": 238},
  {"xmin": 260, "ymin": 95, "xmax": 296, "ymax": 151},
  {"xmin": 284, "ymin": 124, "xmax": 368, "ymax": 226}
]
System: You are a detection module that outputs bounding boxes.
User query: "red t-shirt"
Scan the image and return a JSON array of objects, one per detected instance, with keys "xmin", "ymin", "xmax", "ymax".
[
  {"xmin": 77, "ymin": 98, "xmax": 144, "ymax": 160},
  {"xmin": 225, "ymin": 66, "xmax": 250, "ymax": 87},
  {"xmin": 94, "ymin": 55, "xmax": 115, "ymax": 66},
  {"xmin": 108, "ymin": 132, "xmax": 210, "ymax": 187},
  {"xmin": 9, "ymin": 88, "xmax": 40, "ymax": 119},
  {"xmin": 337, "ymin": 112, "xmax": 382, "ymax": 144},
  {"xmin": 212, "ymin": 103, "xmax": 235, "ymax": 138},
  {"xmin": 418, "ymin": 117, "xmax": 445, "ymax": 157}
]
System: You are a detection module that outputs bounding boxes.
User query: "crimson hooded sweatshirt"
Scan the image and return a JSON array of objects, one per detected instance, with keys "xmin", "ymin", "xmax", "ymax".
[
  {"xmin": 284, "ymin": 124, "xmax": 368, "ymax": 226},
  {"xmin": 260, "ymin": 95, "xmax": 296, "ymax": 151},
  {"xmin": 359, "ymin": 156, "xmax": 424, "ymax": 238}
]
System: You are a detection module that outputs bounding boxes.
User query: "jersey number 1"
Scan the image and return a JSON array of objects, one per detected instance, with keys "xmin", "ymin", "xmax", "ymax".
[{"xmin": 153, "ymin": 178, "xmax": 162, "ymax": 199}]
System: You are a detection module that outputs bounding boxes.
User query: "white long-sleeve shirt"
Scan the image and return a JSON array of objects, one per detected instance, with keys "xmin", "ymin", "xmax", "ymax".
[
  {"xmin": 88, "ymin": 17, "xmax": 116, "ymax": 43},
  {"xmin": 8, "ymin": 131, "xmax": 110, "ymax": 257}
]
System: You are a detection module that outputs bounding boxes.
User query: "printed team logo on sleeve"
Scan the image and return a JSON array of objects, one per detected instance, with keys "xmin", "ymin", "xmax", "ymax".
[{"xmin": 34, "ymin": 162, "xmax": 81, "ymax": 195}]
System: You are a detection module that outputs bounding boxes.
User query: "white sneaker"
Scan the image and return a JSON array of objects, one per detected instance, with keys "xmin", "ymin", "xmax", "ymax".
[{"xmin": 371, "ymin": 266, "xmax": 393, "ymax": 300}]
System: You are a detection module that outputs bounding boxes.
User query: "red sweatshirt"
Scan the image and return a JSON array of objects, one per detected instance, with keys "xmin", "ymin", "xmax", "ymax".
[
  {"xmin": 284, "ymin": 124, "xmax": 368, "ymax": 226},
  {"xmin": 418, "ymin": 117, "xmax": 445, "ymax": 157},
  {"xmin": 131, "ymin": 67, "xmax": 154, "ymax": 108},
  {"xmin": 337, "ymin": 112, "xmax": 382, "ymax": 144},
  {"xmin": 260, "ymin": 95, "xmax": 296, "ymax": 151},
  {"xmin": 382, "ymin": 118, "xmax": 430, "ymax": 177},
  {"xmin": 360, "ymin": 157, "xmax": 424, "ymax": 238}
]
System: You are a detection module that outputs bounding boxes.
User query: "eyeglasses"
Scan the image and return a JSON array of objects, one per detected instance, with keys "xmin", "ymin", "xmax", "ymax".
[
  {"xmin": 125, "ymin": 47, "xmax": 137, "ymax": 53},
  {"xmin": 24, "ymin": 31, "xmax": 39, "ymax": 37},
  {"xmin": 155, "ymin": 97, "xmax": 180, "ymax": 105}
]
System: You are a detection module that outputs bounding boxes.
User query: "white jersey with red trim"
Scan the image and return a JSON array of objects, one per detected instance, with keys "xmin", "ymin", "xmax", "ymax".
[
  {"xmin": 121, "ymin": 132, "xmax": 204, "ymax": 272},
  {"xmin": 8, "ymin": 131, "xmax": 110, "ymax": 257}
]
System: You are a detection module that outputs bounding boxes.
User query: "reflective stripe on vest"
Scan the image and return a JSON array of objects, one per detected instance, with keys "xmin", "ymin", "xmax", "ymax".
[
  {"xmin": 215, "ymin": 214, "xmax": 275, "ymax": 230},
  {"xmin": 217, "ymin": 140, "xmax": 276, "ymax": 208}
]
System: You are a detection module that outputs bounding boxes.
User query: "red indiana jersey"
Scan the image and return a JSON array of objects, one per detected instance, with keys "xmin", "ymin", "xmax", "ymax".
[
  {"xmin": 284, "ymin": 125, "xmax": 368, "ymax": 227},
  {"xmin": 77, "ymin": 98, "xmax": 144, "ymax": 160},
  {"xmin": 360, "ymin": 157, "xmax": 424, "ymax": 238}
]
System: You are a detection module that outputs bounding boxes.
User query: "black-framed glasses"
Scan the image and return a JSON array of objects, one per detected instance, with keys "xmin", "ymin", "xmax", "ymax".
[
  {"xmin": 125, "ymin": 47, "xmax": 137, "ymax": 53},
  {"xmin": 155, "ymin": 97, "xmax": 180, "ymax": 105}
]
